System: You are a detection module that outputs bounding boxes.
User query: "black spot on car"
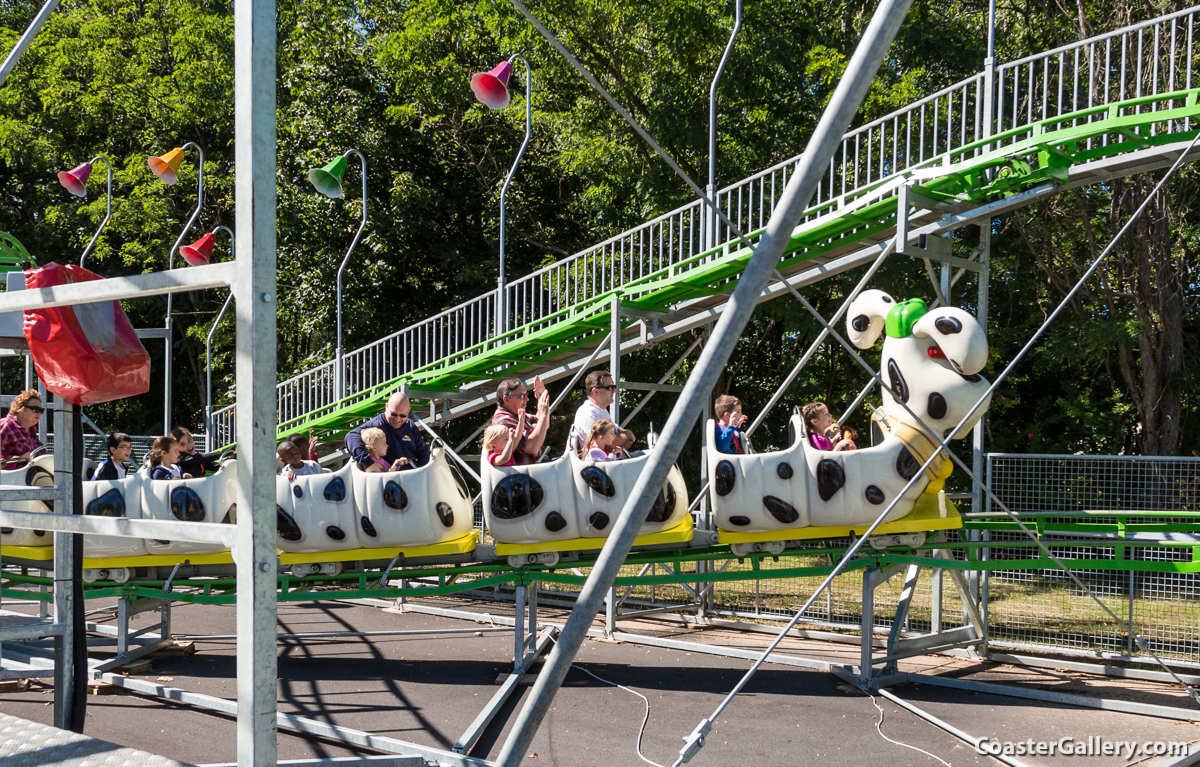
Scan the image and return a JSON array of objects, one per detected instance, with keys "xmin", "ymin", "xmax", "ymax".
[
  {"xmin": 715, "ymin": 460, "xmax": 736, "ymax": 496},
  {"xmin": 589, "ymin": 512, "xmax": 610, "ymax": 530},
  {"xmin": 816, "ymin": 459, "xmax": 846, "ymax": 501},
  {"xmin": 865, "ymin": 485, "xmax": 885, "ymax": 505},
  {"xmin": 896, "ymin": 447, "xmax": 921, "ymax": 480},
  {"xmin": 887, "ymin": 359, "xmax": 909, "ymax": 403},
  {"xmin": 170, "ymin": 487, "xmax": 205, "ymax": 522},
  {"xmin": 491, "ymin": 474, "xmax": 545, "ymax": 520},
  {"xmin": 87, "ymin": 488, "xmax": 124, "ymax": 518},
  {"xmin": 729, "ymin": 516, "xmax": 751, "ymax": 526},
  {"xmin": 934, "ymin": 316, "xmax": 963, "ymax": 334},
  {"xmin": 276, "ymin": 506, "xmax": 302, "ymax": 542},
  {"xmin": 293, "ymin": 485, "xmax": 303, "ymax": 499},
  {"xmin": 324, "ymin": 475, "xmax": 346, "ymax": 502},
  {"xmin": 881, "ymin": 295, "xmax": 893, "ymax": 303},
  {"xmin": 851, "ymin": 314, "xmax": 871, "ymax": 332},
  {"xmin": 763, "ymin": 496, "xmax": 800, "ymax": 524},
  {"xmin": 647, "ymin": 483, "xmax": 677, "ymax": 523},
  {"xmin": 383, "ymin": 480, "xmax": 408, "ymax": 511},
  {"xmin": 580, "ymin": 466, "xmax": 616, "ymax": 497},
  {"xmin": 928, "ymin": 392, "xmax": 947, "ymax": 419},
  {"xmin": 436, "ymin": 502, "xmax": 454, "ymax": 528},
  {"xmin": 959, "ymin": 372, "xmax": 982, "ymax": 383},
  {"xmin": 776, "ymin": 462, "xmax": 793, "ymax": 480},
  {"xmin": 326, "ymin": 525, "xmax": 346, "ymax": 541},
  {"xmin": 545, "ymin": 511, "xmax": 567, "ymax": 533},
  {"xmin": 360, "ymin": 517, "xmax": 378, "ymax": 537}
]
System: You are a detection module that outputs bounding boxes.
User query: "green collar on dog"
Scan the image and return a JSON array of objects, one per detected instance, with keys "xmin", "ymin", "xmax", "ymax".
[{"xmin": 885, "ymin": 298, "xmax": 928, "ymax": 338}]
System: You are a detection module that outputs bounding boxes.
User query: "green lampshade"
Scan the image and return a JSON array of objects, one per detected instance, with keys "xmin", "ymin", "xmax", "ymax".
[{"xmin": 308, "ymin": 155, "xmax": 348, "ymax": 198}]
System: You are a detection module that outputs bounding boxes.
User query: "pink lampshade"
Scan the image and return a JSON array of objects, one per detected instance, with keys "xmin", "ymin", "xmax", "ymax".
[
  {"xmin": 471, "ymin": 60, "xmax": 513, "ymax": 110},
  {"xmin": 57, "ymin": 162, "xmax": 93, "ymax": 197},
  {"xmin": 180, "ymin": 232, "xmax": 215, "ymax": 266}
]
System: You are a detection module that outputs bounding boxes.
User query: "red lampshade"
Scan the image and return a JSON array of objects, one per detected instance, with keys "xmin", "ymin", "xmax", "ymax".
[
  {"xmin": 180, "ymin": 232, "xmax": 215, "ymax": 266},
  {"xmin": 471, "ymin": 60, "xmax": 513, "ymax": 110},
  {"xmin": 57, "ymin": 162, "xmax": 93, "ymax": 197}
]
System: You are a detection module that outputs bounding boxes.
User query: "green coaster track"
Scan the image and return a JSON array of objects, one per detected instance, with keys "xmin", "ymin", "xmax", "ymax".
[
  {"xmin": 266, "ymin": 89, "xmax": 1200, "ymax": 445},
  {"xmin": 5, "ymin": 510, "xmax": 1198, "ymax": 605}
]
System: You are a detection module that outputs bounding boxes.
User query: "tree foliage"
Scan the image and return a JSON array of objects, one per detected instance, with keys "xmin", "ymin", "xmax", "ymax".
[{"xmin": 0, "ymin": 0, "xmax": 1196, "ymax": 467}]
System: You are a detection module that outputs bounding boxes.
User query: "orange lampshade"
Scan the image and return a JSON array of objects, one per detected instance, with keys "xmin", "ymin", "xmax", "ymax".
[{"xmin": 148, "ymin": 147, "xmax": 186, "ymax": 185}]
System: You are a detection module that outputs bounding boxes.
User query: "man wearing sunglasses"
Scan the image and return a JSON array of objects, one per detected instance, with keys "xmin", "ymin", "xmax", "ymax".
[
  {"xmin": 345, "ymin": 392, "xmax": 430, "ymax": 471},
  {"xmin": 566, "ymin": 370, "xmax": 636, "ymax": 457},
  {"xmin": 490, "ymin": 376, "xmax": 551, "ymax": 465}
]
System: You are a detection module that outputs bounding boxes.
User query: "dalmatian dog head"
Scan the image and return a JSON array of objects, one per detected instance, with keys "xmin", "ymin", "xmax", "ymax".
[{"xmin": 846, "ymin": 289, "xmax": 991, "ymax": 439}]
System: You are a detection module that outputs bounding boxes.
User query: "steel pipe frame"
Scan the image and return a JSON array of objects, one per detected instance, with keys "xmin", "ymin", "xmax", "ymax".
[
  {"xmin": 0, "ymin": 509, "xmax": 236, "ymax": 545},
  {"xmin": 496, "ymin": 0, "xmax": 916, "ymax": 763},
  {"xmin": 495, "ymin": 54, "xmax": 533, "ymax": 336},
  {"xmin": 390, "ymin": 597, "xmax": 1198, "ymax": 761},
  {"xmin": 0, "ymin": 0, "xmax": 61, "ymax": 86},
  {"xmin": 207, "ymin": 288, "xmax": 235, "ymax": 439},
  {"xmin": 331, "ymin": 148, "xmax": 368, "ymax": 402},
  {"xmin": 777, "ymin": 155, "xmax": 1200, "ymax": 694},
  {"xmin": 99, "ymin": 673, "xmax": 491, "ymax": 767},
  {"xmin": 73, "ymin": 155, "xmax": 114, "ymax": 269},
  {"xmin": 620, "ymin": 334, "xmax": 703, "ymax": 429},
  {"xmin": 425, "ymin": 182, "xmax": 1055, "ymax": 429},
  {"xmin": 163, "ymin": 141, "xmax": 206, "ymax": 435},
  {"xmin": 0, "ymin": 262, "xmax": 235, "ymax": 313},
  {"xmin": 233, "ymin": 0, "xmax": 280, "ymax": 757}
]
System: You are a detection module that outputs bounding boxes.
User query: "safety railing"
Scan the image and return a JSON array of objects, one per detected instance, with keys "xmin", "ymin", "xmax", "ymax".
[
  {"xmin": 995, "ymin": 8, "xmax": 1199, "ymax": 152},
  {"xmin": 209, "ymin": 8, "xmax": 1200, "ymax": 446}
]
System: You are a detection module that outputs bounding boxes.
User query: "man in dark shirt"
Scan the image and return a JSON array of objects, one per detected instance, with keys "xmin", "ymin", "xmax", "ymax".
[{"xmin": 345, "ymin": 392, "xmax": 431, "ymax": 470}]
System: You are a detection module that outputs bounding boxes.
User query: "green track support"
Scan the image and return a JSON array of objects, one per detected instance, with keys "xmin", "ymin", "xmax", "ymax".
[{"xmin": 252, "ymin": 88, "xmax": 1200, "ymax": 446}]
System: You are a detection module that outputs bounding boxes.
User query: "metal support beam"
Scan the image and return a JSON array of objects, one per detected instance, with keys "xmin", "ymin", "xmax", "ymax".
[
  {"xmin": 618, "ymin": 381, "xmax": 684, "ymax": 393},
  {"xmin": 492, "ymin": 1, "xmax": 916, "ymax": 760},
  {"xmin": 0, "ymin": 0, "xmax": 61, "ymax": 86},
  {"xmin": 233, "ymin": 0, "xmax": 279, "ymax": 757},
  {"xmin": 883, "ymin": 564, "xmax": 921, "ymax": 674},
  {"xmin": 453, "ymin": 627, "xmax": 555, "ymax": 756},
  {"xmin": 0, "ymin": 262, "xmax": 236, "ymax": 313},
  {"xmin": 52, "ymin": 401, "xmax": 85, "ymax": 732},
  {"xmin": 102, "ymin": 674, "xmax": 491, "ymax": 767},
  {"xmin": 609, "ymin": 295, "xmax": 621, "ymax": 424}
]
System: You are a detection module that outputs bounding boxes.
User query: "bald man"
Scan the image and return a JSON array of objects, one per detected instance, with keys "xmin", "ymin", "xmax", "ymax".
[{"xmin": 345, "ymin": 392, "xmax": 430, "ymax": 471}]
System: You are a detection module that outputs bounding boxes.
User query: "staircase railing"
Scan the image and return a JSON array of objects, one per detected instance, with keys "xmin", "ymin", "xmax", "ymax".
[{"xmin": 209, "ymin": 7, "xmax": 1200, "ymax": 448}]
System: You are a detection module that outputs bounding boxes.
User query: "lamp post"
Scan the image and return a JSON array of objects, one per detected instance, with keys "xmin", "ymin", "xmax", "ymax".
[
  {"xmin": 149, "ymin": 142, "xmax": 205, "ymax": 435},
  {"xmin": 57, "ymin": 155, "xmax": 114, "ymax": 268},
  {"xmin": 308, "ymin": 149, "xmax": 367, "ymax": 402},
  {"xmin": 471, "ymin": 54, "xmax": 532, "ymax": 336},
  {"xmin": 705, "ymin": 0, "xmax": 742, "ymax": 253},
  {"xmin": 197, "ymin": 226, "xmax": 235, "ymax": 440}
]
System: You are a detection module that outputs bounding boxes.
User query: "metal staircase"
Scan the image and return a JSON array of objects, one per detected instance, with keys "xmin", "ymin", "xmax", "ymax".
[{"xmin": 211, "ymin": 7, "xmax": 1200, "ymax": 447}]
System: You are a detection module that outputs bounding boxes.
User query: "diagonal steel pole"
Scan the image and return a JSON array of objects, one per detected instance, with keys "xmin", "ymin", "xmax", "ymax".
[
  {"xmin": 0, "ymin": 0, "xmax": 60, "ymax": 87},
  {"xmin": 492, "ymin": 0, "xmax": 916, "ymax": 763}
]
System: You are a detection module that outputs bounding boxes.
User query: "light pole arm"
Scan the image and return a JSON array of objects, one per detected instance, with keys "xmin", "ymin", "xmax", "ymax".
[
  {"xmin": 708, "ymin": 0, "xmax": 742, "ymax": 193},
  {"xmin": 166, "ymin": 142, "xmax": 207, "ymax": 272},
  {"xmin": 334, "ymin": 149, "xmax": 368, "ymax": 400},
  {"xmin": 497, "ymin": 53, "xmax": 532, "ymax": 335},
  {"xmin": 79, "ymin": 155, "xmax": 113, "ymax": 268},
  {"xmin": 204, "ymin": 226, "xmax": 234, "ymax": 440},
  {"xmin": 163, "ymin": 141, "xmax": 205, "ymax": 434}
]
